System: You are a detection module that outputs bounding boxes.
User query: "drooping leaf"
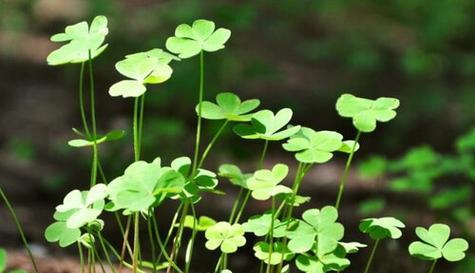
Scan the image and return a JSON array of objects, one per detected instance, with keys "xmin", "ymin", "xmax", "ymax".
[
  {"xmin": 45, "ymin": 222, "xmax": 81, "ymax": 247},
  {"xmin": 181, "ymin": 215, "xmax": 217, "ymax": 231},
  {"xmin": 218, "ymin": 164, "xmax": 251, "ymax": 188},
  {"xmin": 336, "ymin": 93, "xmax": 400, "ymax": 133},
  {"xmin": 359, "ymin": 217, "xmax": 405, "ymax": 240}
]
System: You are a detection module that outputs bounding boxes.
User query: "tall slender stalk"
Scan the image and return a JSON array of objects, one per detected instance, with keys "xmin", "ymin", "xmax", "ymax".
[
  {"xmin": 78, "ymin": 62, "xmax": 90, "ymax": 136},
  {"xmin": 197, "ymin": 120, "xmax": 229, "ymax": 169},
  {"xmin": 78, "ymin": 242, "xmax": 85, "ymax": 273},
  {"xmin": 87, "ymin": 52, "xmax": 99, "ymax": 187},
  {"xmin": 335, "ymin": 130, "xmax": 361, "ymax": 210},
  {"xmin": 184, "ymin": 204, "xmax": 198, "ymax": 273},
  {"xmin": 362, "ymin": 239, "xmax": 379, "ymax": 273},
  {"xmin": 191, "ymin": 51, "xmax": 205, "ymax": 175},
  {"xmin": 427, "ymin": 260, "xmax": 437, "ymax": 273},
  {"xmin": 265, "ymin": 196, "xmax": 276, "ymax": 273},
  {"xmin": 0, "ymin": 187, "xmax": 40, "ymax": 273}
]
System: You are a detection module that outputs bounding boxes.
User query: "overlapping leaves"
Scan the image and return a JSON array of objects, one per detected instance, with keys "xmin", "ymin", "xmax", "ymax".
[
  {"xmin": 109, "ymin": 48, "xmax": 178, "ymax": 98},
  {"xmin": 166, "ymin": 19, "xmax": 231, "ymax": 58},
  {"xmin": 47, "ymin": 15, "xmax": 108, "ymax": 65},
  {"xmin": 196, "ymin": 92, "xmax": 260, "ymax": 122},
  {"xmin": 409, "ymin": 224, "xmax": 469, "ymax": 262},
  {"xmin": 234, "ymin": 108, "xmax": 300, "ymax": 141},
  {"xmin": 218, "ymin": 164, "xmax": 251, "ymax": 189},
  {"xmin": 336, "ymin": 93, "xmax": 399, "ymax": 132}
]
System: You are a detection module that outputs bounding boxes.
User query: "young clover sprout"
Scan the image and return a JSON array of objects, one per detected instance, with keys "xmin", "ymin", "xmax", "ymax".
[
  {"xmin": 247, "ymin": 164, "xmax": 291, "ymax": 201},
  {"xmin": 359, "ymin": 217, "xmax": 405, "ymax": 273},
  {"xmin": 47, "ymin": 15, "xmax": 108, "ymax": 65},
  {"xmin": 409, "ymin": 223, "xmax": 469, "ymax": 273},
  {"xmin": 0, "ymin": 248, "xmax": 27, "ymax": 273},
  {"xmin": 109, "ymin": 49, "xmax": 178, "ymax": 98},
  {"xmin": 166, "ymin": 19, "xmax": 231, "ymax": 58},
  {"xmin": 334, "ymin": 93, "xmax": 399, "ymax": 210}
]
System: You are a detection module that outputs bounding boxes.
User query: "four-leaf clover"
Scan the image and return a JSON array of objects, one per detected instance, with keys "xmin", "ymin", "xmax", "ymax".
[
  {"xmin": 283, "ymin": 128, "xmax": 343, "ymax": 163},
  {"xmin": 247, "ymin": 164, "xmax": 292, "ymax": 200},
  {"xmin": 409, "ymin": 223, "xmax": 469, "ymax": 262},
  {"xmin": 205, "ymin": 222, "xmax": 246, "ymax": 253},
  {"xmin": 166, "ymin": 19, "xmax": 231, "ymax": 58},
  {"xmin": 47, "ymin": 15, "xmax": 108, "ymax": 65},
  {"xmin": 109, "ymin": 48, "xmax": 178, "ymax": 98},
  {"xmin": 197, "ymin": 92, "xmax": 260, "ymax": 122},
  {"xmin": 359, "ymin": 217, "xmax": 405, "ymax": 240},
  {"xmin": 234, "ymin": 109, "xmax": 301, "ymax": 141},
  {"xmin": 336, "ymin": 93, "xmax": 400, "ymax": 133}
]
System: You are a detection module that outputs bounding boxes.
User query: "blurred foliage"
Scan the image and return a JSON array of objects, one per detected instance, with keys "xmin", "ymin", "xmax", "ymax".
[{"xmin": 358, "ymin": 128, "xmax": 475, "ymax": 272}]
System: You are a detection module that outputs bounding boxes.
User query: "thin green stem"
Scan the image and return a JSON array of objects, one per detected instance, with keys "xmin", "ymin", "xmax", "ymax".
[
  {"xmin": 78, "ymin": 242, "xmax": 85, "ymax": 273},
  {"xmin": 168, "ymin": 202, "xmax": 190, "ymax": 272},
  {"xmin": 265, "ymin": 196, "xmax": 276, "ymax": 273},
  {"xmin": 228, "ymin": 188, "xmax": 244, "ymax": 223},
  {"xmin": 213, "ymin": 254, "xmax": 223, "ymax": 273},
  {"xmin": 151, "ymin": 213, "xmax": 184, "ymax": 273},
  {"xmin": 97, "ymin": 231, "xmax": 117, "ymax": 273},
  {"xmin": 335, "ymin": 130, "xmax": 361, "ymax": 210},
  {"xmin": 362, "ymin": 239, "xmax": 379, "ymax": 273},
  {"xmin": 156, "ymin": 203, "xmax": 183, "ymax": 264},
  {"xmin": 138, "ymin": 94, "xmax": 145, "ymax": 156},
  {"xmin": 0, "ymin": 187, "xmax": 40, "ymax": 273},
  {"xmin": 197, "ymin": 120, "xmax": 229, "ymax": 169},
  {"xmin": 132, "ymin": 213, "xmax": 140, "ymax": 273},
  {"xmin": 259, "ymin": 140, "xmax": 269, "ymax": 168},
  {"xmin": 184, "ymin": 204, "xmax": 198, "ymax": 273},
  {"xmin": 147, "ymin": 210, "xmax": 158, "ymax": 273},
  {"xmin": 78, "ymin": 62, "xmax": 90, "ymax": 136},
  {"xmin": 191, "ymin": 51, "xmax": 205, "ymax": 176},
  {"xmin": 427, "ymin": 260, "xmax": 437, "ymax": 273},
  {"xmin": 133, "ymin": 97, "xmax": 140, "ymax": 161},
  {"xmin": 88, "ymin": 51, "xmax": 99, "ymax": 187}
]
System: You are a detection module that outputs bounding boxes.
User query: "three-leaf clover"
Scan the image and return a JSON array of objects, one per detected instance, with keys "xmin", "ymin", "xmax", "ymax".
[
  {"xmin": 409, "ymin": 223, "xmax": 469, "ymax": 262},
  {"xmin": 107, "ymin": 159, "xmax": 186, "ymax": 214},
  {"xmin": 218, "ymin": 164, "xmax": 252, "ymax": 189},
  {"xmin": 166, "ymin": 19, "xmax": 231, "ymax": 58},
  {"xmin": 287, "ymin": 206, "xmax": 344, "ymax": 254},
  {"xmin": 253, "ymin": 242, "xmax": 294, "ymax": 265},
  {"xmin": 109, "ymin": 48, "xmax": 178, "ymax": 98},
  {"xmin": 205, "ymin": 222, "xmax": 246, "ymax": 253},
  {"xmin": 336, "ymin": 93, "xmax": 400, "ymax": 132},
  {"xmin": 196, "ymin": 92, "xmax": 260, "ymax": 122},
  {"xmin": 44, "ymin": 221, "xmax": 81, "ymax": 248},
  {"xmin": 55, "ymin": 183, "xmax": 108, "ymax": 229},
  {"xmin": 180, "ymin": 215, "xmax": 217, "ymax": 232},
  {"xmin": 359, "ymin": 217, "xmax": 405, "ymax": 240},
  {"xmin": 47, "ymin": 15, "xmax": 108, "ymax": 65},
  {"xmin": 243, "ymin": 212, "xmax": 288, "ymax": 237},
  {"xmin": 0, "ymin": 248, "xmax": 27, "ymax": 273},
  {"xmin": 234, "ymin": 109, "xmax": 301, "ymax": 141},
  {"xmin": 247, "ymin": 164, "xmax": 292, "ymax": 200},
  {"xmin": 283, "ymin": 128, "xmax": 344, "ymax": 163}
]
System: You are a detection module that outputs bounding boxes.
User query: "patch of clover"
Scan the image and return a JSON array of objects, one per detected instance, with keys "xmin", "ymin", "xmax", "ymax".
[
  {"xmin": 205, "ymin": 221, "xmax": 246, "ymax": 254},
  {"xmin": 234, "ymin": 108, "xmax": 301, "ymax": 141},
  {"xmin": 47, "ymin": 15, "xmax": 109, "ymax": 65},
  {"xmin": 409, "ymin": 223, "xmax": 469, "ymax": 262},
  {"xmin": 166, "ymin": 19, "xmax": 231, "ymax": 58},
  {"xmin": 109, "ymin": 48, "xmax": 179, "ymax": 98},
  {"xmin": 197, "ymin": 92, "xmax": 260, "ymax": 122},
  {"xmin": 336, "ymin": 93, "xmax": 400, "ymax": 133}
]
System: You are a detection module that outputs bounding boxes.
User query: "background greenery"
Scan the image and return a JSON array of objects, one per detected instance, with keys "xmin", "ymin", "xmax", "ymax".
[{"xmin": 0, "ymin": 1, "xmax": 473, "ymax": 272}]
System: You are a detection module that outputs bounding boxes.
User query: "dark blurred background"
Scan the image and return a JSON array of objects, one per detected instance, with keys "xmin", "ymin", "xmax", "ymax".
[{"xmin": 0, "ymin": 1, "xmax": 474, "ymax": 272}]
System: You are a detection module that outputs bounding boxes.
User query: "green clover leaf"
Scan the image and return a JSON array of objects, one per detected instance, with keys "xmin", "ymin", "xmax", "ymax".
[
  {"xmin": 218, "ymin": 164, "xmax": 252, "ymax": 189},
  {"xmin": 336, "ymin": 93, "xmax": 400, "ymax": 133},
  {"xmin": 196, "ymin": 92, "xmax": 260, "ymax": 122},
  {"xmin": 409, "ymin": 223, "xmax": 469, "ymax": 262},
  {"xmin": 180, "ymin": 215, "xmax": 217, "ymax": 231},
  {"xmin": 295, "ymin": 250, "xmax": 350, "ymax": 273},
  {"xmin": 44, "ymin": 221, "xmax": 82, "ymax": 248},
  {"xmin": 55, "ymin": 183, "xmax": 108, "ymax": 229},
  {"xmin": 242, "ymin": 212, "xmax": 288, "ymax": 238},
  {"xmin": 287, "ymin": 206, "xmax": 344, "ymax": 254},
  {"xmin": 109, "ymin": 48, "xmax": 178, "ymax": 98},
  {"xmin": 253, "ymin": 242, "xmax": 294, "ymax": 265},
  {"xmin": 166, "ymin": 19, "xmax": 231, "ymax": 58},
  {"xmin": 338, "ymin": 140, "xmax": 360, "ymax": 154},
  {"xmin": 205, "ymin": 221, "xmax": 246, "ymax": 253},
  {"xmin": 338, "ymin": 242, "xmax": 367, "ymax": 254},
  {"xmin": 359, "ymin": 217, "xmax": 405, "ymax": 240},
  {"xmin": 0, "ymin": 248, "xmax": 27, "ymax": 273},
  {"xmin": 247, "ymin": 163, "xmax": 291, "ymax": 200},
  {"xmin": 283, "ymin": 127, "xmax": 343, "ymax": 163},
  {"xmin": 47, "ymin": 15, "xmax": 108, "ymax": 65},
  {"xmin": 68, "ymin": 130, "xmax": 125, "ymax": 147},
  {"xmin": 107, "ymin": 159, "xmax": 186, "ymax": 214},
  {"xmin": 233, "ymin": 109, "xmax": 301, "ymax": 141}
]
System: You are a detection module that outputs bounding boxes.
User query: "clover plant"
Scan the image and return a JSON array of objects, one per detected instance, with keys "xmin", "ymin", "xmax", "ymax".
[{"xmin": 0, "ymin": 15, "xmax": 470, "ymax": 273}]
